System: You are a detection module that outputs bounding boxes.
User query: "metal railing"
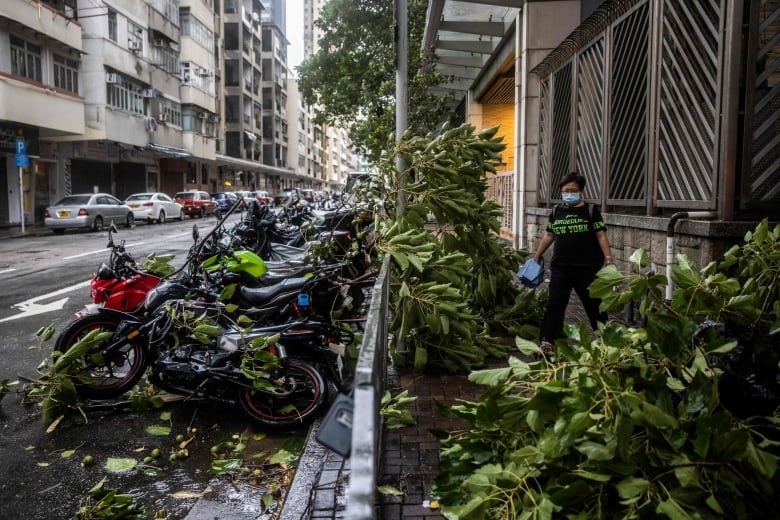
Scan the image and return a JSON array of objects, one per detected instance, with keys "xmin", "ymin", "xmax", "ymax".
[{"xmin": 345, "ymin": 255, "xmax": 391, "ymax": 519}]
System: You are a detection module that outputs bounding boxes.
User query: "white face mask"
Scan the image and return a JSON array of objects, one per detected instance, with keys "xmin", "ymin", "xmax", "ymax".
[{"xmin": 562, "ymin": 192, "xmax": 581, "ymax": 206}]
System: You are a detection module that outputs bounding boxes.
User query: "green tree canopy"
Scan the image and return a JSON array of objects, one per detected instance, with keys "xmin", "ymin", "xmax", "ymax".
[{"xmin": 296, "ymin": 0, "xmax": 454, "ymax": 163}]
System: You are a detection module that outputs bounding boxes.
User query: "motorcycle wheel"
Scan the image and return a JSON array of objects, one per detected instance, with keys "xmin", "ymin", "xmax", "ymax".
[
  {"xmin": 237, "ymin": 359, "xmax": 327, "ymax": 431},
  {"xmin": 53, "ymin": 314, "xmax": 147, "ymax": 400}
]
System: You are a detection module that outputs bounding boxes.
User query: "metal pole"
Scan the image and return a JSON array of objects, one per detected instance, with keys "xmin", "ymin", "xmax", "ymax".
[
  {"xmin": 395, "ymin": 0, "xmax": 408, "ymax": 218},
  {"xmin": 18, "ymin": 166, "xmax": 25, "ymax": 234}
]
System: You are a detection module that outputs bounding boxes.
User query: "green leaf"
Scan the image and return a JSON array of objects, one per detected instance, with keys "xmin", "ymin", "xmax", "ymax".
[
  {"xmin": 575, "ymin": 441, "xmax": 614, "ymax": 461},
  {"xmin": 615, "ymin": 477, "xmax": 650, "ymax": 499},
  {"xmin": 671, "ymin": 255, "xmax": 700, "ymax": 289},
  {"xmin": 673, "ymin": 465, "xmax": 699, "ymax": 488},
  {"xmin": 146, "ymin": 425, "xmax": 171, "ymax": 436},
  {"xmin": 60, "ymin": 449, "xmax": 76, "ymax": 458},
  {"xmin": 655, "ymin": 497, "xmax": 692, "ymax": 519},
  {"xmin": 377, "ymin": 485, "xmax": 404, "ymax": 496},
  {"xmin": 629, "ymin": 248, "xmax": 649, "ymax": 270},
  {"xmin": 219, "ymin": 283, "xmax": 236, "ymax": 301},
  {"xmin": 705, "ymin": 494, "xmax": 724, "ymax": 514},
  {"xmin": 105, "ymin": 457, "xmax": 137, "ymax": 473},
  {"xmin": 468, "ymin": 366, "xmax": 513, "ymax": 386}
]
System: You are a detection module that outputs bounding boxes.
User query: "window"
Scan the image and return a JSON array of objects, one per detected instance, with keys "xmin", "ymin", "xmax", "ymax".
[
  {"xmin": 108, "ymin": 10, "xmax": 117, "ymax": 41},
  {"xmin": 53, "ymin": 54, "xmax": 79, "ymax": 93},
  {"xmin": 157, "ymin": 97, "xmax": 182, "ymax": 126},
  {"xmin": 106, "ymin": 73, "xmax": 145, "ymax": 115},
  {"xmin": 10, "ymin": 36, "xmax": 42, "ymax": 82},
  {"xmin": 127, "ymin": 20, "xmax": 143, "ymax": 52},
  {"xmin": 180, "ymin": 9, "xmax": 214, "ymax": 51}
]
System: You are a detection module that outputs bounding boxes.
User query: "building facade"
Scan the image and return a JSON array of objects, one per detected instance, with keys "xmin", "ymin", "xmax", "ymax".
[
  {"xmin": 424, "ymin": 0, "xmax": 780, "ymax": 272},
  {"xmin": 0, "ymin": 0, "xmax": 325, "ymax": 226}
]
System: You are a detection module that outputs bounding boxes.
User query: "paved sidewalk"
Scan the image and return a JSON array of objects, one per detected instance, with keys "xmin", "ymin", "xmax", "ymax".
[
  {"xmin": 0, "ymin": 223, "xmax": 50, "ymax": 240},
  {"xmin": 297, "ymin": 295, "xmax": 593, "ymax": 519}
]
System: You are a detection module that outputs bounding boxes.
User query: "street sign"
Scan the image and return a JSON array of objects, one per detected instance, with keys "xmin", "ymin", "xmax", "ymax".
[
  {"xmin": 14, "ymin": 154, "xmax": 29, "ymax": 167},
  {"xmin": 15, "ymin": 138, "xmax": 26, "ymax": 155}
]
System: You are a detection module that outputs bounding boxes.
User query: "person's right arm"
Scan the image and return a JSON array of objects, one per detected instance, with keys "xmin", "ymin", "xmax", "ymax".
[{"xmin": 534, "ymin": 232, "xmax": 554, "ymax": 263}]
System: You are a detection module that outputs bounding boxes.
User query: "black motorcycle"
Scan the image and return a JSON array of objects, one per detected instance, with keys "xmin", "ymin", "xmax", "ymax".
[{"xmin": 52, "ymin": 298, "xmax": 334, "ymax": 431}]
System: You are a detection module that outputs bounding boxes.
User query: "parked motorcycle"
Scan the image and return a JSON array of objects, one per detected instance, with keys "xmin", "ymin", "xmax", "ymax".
[
  {"xmin": 73, "ymin": 224, "xmax": 162, "ymax": 319},
  {"xmin": 52, "ymin": 294, "xmax": 334, "ymax": 430}
]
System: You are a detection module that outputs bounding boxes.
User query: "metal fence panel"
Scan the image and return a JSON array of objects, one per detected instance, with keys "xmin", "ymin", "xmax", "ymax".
[
  {"xmin": 744, "ymin": 0, "xmax": 780, "ymax": 208},
  {"xmin": 656, "ymin": 0, "xmax": 724, "ymax": 207},
  {"xmin": 609, "ymin": 2, "xmax": 649, "ymax": 204},
  {"xmin": 576, "ymin": 37, "xmax": 605, "ymax": 198},
  {"xmin": 551, "ymin": 62, "xmax": 573, "ymax": 196},
  {"xmin": 539, "ymin": 77, "xmax": 551, "ymax": 201}
]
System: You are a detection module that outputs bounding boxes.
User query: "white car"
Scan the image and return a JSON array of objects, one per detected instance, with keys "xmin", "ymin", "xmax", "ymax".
[{"xmin": 125, "ymin": 192, "xmax": 184, "ymax": 223}]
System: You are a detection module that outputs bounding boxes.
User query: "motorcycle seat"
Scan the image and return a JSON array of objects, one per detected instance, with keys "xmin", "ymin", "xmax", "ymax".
[{"xmin": 239, "ymin": 276, "xmax": 310, "ymax": 305}]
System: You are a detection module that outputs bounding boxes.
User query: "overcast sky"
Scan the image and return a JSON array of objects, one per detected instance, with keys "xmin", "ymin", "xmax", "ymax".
[{"xmin": 286, "ymin": 1, "xmax": 304, "ymax": 74}]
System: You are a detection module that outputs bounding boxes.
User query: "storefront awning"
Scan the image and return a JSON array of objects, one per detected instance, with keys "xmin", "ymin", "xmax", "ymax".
[
  {"xmin": 146, "ymin": 143, "xmax": 191, "ymax": 157},
  {"xmin": 215, "ymin": 154, "xmax": 313, "ymax": 181}
]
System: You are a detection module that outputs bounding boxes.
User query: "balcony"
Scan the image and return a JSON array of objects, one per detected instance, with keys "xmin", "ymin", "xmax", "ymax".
[{"xmin": 1, "ymin": 0, "xmax": 82, "ymax": 51}]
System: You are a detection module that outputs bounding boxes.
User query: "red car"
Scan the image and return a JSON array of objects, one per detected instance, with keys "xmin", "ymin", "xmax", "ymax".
[
  {"xmin": 251, "ymin": 190, "xmax": 273, "ymax": 205},
  {"xmin": 174, "ymin": 190, "xmax": 218, "ymax": 218}
]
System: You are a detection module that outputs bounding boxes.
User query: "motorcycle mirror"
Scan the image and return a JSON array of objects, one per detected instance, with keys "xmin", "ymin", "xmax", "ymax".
[{"xmin": 107, "ymin": 221, "xmax": 118, "ymax": 247}]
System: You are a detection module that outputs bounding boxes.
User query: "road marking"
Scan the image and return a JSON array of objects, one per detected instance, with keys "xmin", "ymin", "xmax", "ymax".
[
  {"xmin": 63, "ymin": 241, "xmax": 145, "ymax": 260},
  {"xmin": 0, "ymin": 279, "xmax": 91, "ymax": 323},
  {"xmin": 0, "ymin": 268, "xmax": 16, "ymax": 274}
]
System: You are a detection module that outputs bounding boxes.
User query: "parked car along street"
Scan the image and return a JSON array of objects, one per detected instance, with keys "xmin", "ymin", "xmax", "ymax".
[
  {"xmin": 44, "ymin": 193, "xmax": 134, "ymax": 234},
  {"xmin": 250, "ymin": 190, "xmax": 273, "ymax": 206},
  {"xmin": 174, "ymin": 190, "xmax": 219, "ymax": 218},
  {"xmin": 211, "ymin": 191, "xmax": 239, "ymax": 214},
  {"xmin": 125, "ymin": 192, "xmax": 184, "ymax": 223}
]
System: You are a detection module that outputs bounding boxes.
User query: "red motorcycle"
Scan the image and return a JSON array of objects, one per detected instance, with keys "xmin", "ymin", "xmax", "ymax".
[{"xmin": 73, "ymin": 224, "xmax": 161, "ymax": 320}]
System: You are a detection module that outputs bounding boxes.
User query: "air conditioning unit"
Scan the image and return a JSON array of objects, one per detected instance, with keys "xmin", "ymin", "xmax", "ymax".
[
  {"xmin": 198, "ymin": 68, "xmax": 212, "ymax": 77},
  {"xmin": 209, "ymin": 115, "xmax": 220, "ymax": 123},
  {"xmin": 199, "ymin": 113, "xmax": 208, "ymax": 119},
  {"xmin": 128, "ymin": 41, "xmax": 142, "ymax": 51},
  {"xmin": 153, "ymin": 38, "xmax": 166, "ymax": 47},
  {"xmin": 141, "ymin": 89, "xmax": 157, "ymax": 98},
  {"xmin": 158, "ymin": 113, "xmax": 169, "ymax": 123},
  {"xmin": 63, "ymin": 6, "xmax": 75, "ymax": 19},
  {"xmin": 106, "ymin": 72, "xmax": 121, "ymax": 84},
  {"xmin": 181, "ymin": 69, "xmax": 191, "ymax": 83}
]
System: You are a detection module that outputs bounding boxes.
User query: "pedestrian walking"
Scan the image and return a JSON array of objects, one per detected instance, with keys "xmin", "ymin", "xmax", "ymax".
[{"xmin": 532, "ymin": 172, "xmax": 614, "ymax": 352}]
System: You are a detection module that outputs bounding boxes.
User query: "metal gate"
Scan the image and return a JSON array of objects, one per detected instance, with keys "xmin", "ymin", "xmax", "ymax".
[{"xmin": 533, "ymin": 0, "xmax": 779, "ymax": 218}]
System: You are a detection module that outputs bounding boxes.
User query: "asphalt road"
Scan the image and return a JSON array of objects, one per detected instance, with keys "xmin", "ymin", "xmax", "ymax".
[{"xmin": 0, "ymin": 218, "xmax": 305, "ymax": 519}]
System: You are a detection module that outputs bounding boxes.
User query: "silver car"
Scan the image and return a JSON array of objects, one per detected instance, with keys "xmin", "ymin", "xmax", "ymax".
[{"xmin": 44, "ymin": 193, "xmax": 134, "ymax": 234}]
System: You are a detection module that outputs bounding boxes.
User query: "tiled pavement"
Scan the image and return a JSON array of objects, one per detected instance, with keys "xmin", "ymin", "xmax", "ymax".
[{"xmin": 300, "ymin": 295, "xmax": 594, "ymax": 519}]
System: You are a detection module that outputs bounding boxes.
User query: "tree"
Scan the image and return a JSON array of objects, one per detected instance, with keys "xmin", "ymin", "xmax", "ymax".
[{"xmin": 296, "ymin": 0, "xmax": 454, "ymax": 163}]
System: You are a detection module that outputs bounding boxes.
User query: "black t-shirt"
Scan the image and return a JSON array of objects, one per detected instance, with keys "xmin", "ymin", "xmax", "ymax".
[{"xmin": 546, "ymin": 203, "xmax": 606, "ymax": 267}]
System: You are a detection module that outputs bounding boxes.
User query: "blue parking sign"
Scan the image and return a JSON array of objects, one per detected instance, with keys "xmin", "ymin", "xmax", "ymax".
[{"xmin": 15, "ymin": 138, "xmax": 27, "ymax": 155}]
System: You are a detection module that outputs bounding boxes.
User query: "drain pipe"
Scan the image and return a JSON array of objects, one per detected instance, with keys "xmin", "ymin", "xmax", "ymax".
[{"xmin": 666, "ymin": 211, "xmax": 718, "ymax": 302}]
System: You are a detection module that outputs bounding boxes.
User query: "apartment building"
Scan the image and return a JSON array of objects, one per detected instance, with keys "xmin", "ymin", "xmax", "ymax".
[{"xmin": 0, "ymin": 0, "xmax": 317, "ymax": 226}]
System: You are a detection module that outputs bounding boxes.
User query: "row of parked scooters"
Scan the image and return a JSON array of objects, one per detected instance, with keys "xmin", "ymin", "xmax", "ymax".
[{"xmin": 52, "ymin": 196, "xmax": 378, "ymax": 431}]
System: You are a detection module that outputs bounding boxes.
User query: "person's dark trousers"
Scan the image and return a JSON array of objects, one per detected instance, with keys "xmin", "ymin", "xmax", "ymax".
[{"xmin": 540, "ymin": 264, "xmax": 607, "ymax": 342}]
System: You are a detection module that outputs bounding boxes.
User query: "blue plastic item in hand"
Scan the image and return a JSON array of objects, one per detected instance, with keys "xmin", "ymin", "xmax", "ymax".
[{"xmin": 517, "ymin": 258, "xmax": 544, "ymax": 288}]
